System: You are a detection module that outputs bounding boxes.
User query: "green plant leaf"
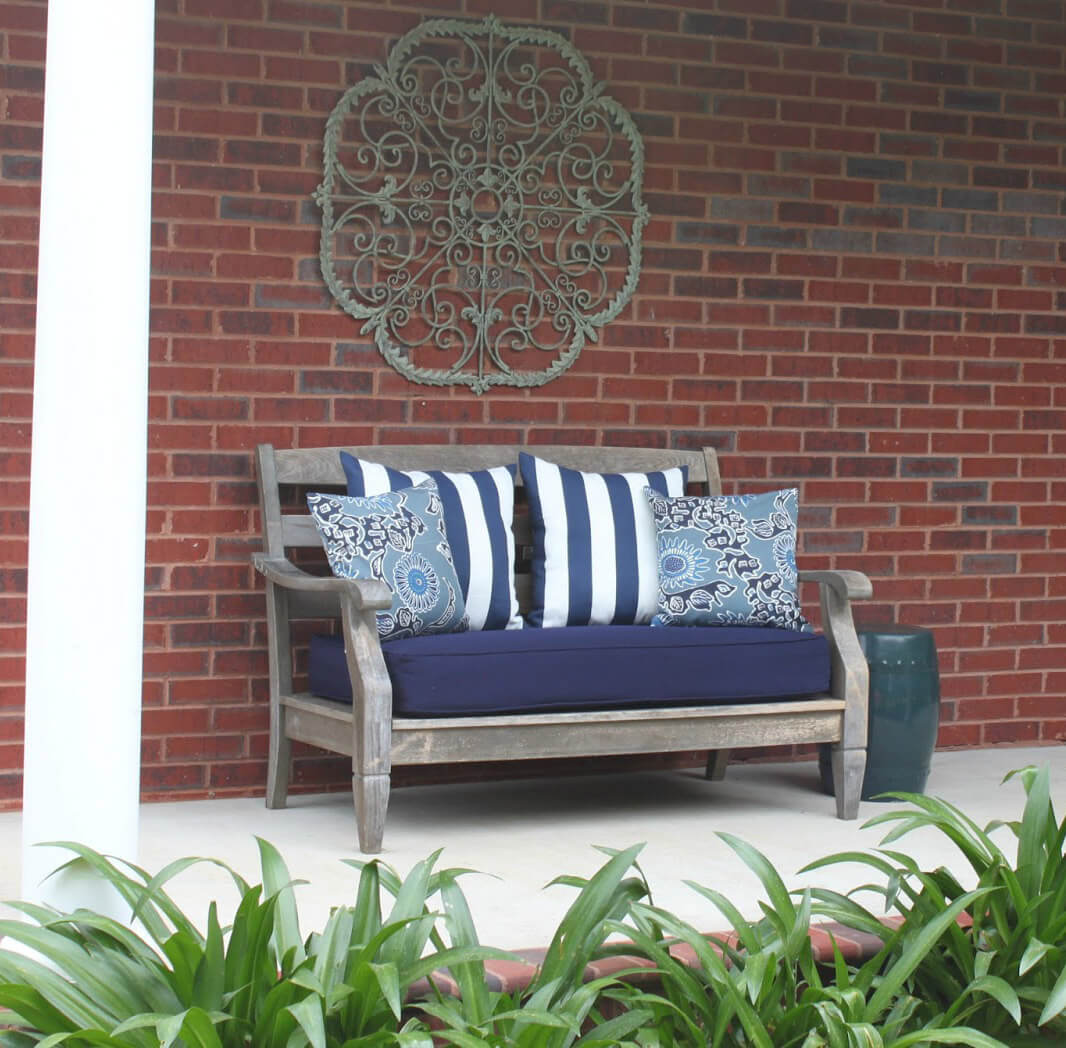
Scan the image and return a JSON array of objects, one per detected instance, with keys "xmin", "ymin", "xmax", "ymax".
[
  {"xmin": 718, "ymin": 832, "xmax": 795, "ymax": 925},
  {"xmin": 369, "ymin": 961, "xmax": 402, "ymax": 1021},
  {"xmin": 533, "ymin": 843, "xmax": 645, "ymax": 1001},
  {"xmin": 806, "ymin": 889, "xmax": 893, "ymax": 940},
  {"xmin": 573, "ymin": 1007, "xmax": 654, "ymax": 1046},
  {"xmin": 0, "ymin": 982, "xmax": 77, "ymax": 1036},
  {"xmin": 865, "ymin": 796, "xmax": 1003, "ymax": 878},
  {"xmin": 634, "ymin": 904, "xmax": 773, "ymax": 1048},
  {"xmin": 437, "ymin": 870, "xmax": 491, "ymax": 1027},
  {"xmin": 257, "ymin": 837, "xmax": 306, "ymax": 969},
  {"xmin": 0, "ymin": 1033, "xmax": 39, "ymax": 1048},
  {"xmin": 1038, "ymin": 962, "xmax": 1066, "ymax": 1026},
  {"xmin": 40, "ymin": 845, "xmax": 174, "ymax": 948},
  {"xmin": 394, "ymin": 1030, "xmax": 436, "ymax": 1048},
  {"xmin": 287, "ymin": 995, "xmax": 327, "ymax": 1048},
  {"xmin": 966, "ymin": 975, "xmax": 1021, "ymax": 1025},
  {"xmin": 191, "ymin": 901, "xmax": 225, "ymax": 1013},
  {"xmin": 135, "ymin": 855, "xmax": 243, "ymax": 942},
  {"xmin": 1016, "ymin": 765, "xmax": 1051, "ymax": 900},
  {"xmin": 888, "ymin": 1029, "xmax": 1010, "ymax": 1047},
  {"xmin": 1019, "ymin": 938, "xmax": 1052, "ymax": 976},
  {"xmin": 683, "ymin": 881, "xmax": 758, "ymax": 955},
  {"xmin": 0, "ymin": 925, "xmax": 132, "ymax": 1031},
  {"xmin": 150, "ymin": 1007, "xmax": 227, "ymax": 1048},
  {"xmin": 312, "ymin": 905, "xmax": 353, "ymax": 992},
  {"xmin": 864, "ymin": 888, "xmax": 992, "ymax": 1023}
]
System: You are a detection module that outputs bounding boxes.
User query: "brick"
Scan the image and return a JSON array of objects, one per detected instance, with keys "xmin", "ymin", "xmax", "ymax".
[
  {"xmin": 844, "ymin": 205, "xmax": 903, "ymax": 228},
  {"xmin": 933, "ymin": 481, "xmax": 990, "ymax": 503},
  {"xmin": 843, "ymin": 157, "xmax": 904, "ymax": 183},
  {"xmin": 811, "ymin": 230, "xmax": 872, "ymax": 254},
  {"xmin": 911, "ymin": 160, "xmax": 969, "ymax": 186},
  {"xmin": 835, "ymin": 456, "xmax": 897, "ymax": 478},
  {"xmin": 878, "ymin": 188, "xmax": 937, "ymax": 213},
  {"xmin": 1031, "ymin": 217, "xmax": 1066, "ymax": 240},
  {"xmin": 840, "ymin": 307, "xmax": 899, "ymax": 329},
  {"xmin": 901, "ymin": 458, "xmax": 960, "ymax": 478},
  {"xmin": 769, "ymin": 456, "xmax": 833, "ymax": 478},
  {"xmin": 753, "ymin": 19, "xmax": 814, "ymax": 44},
  {"xmin": 944, "ymin": 89, "xmax": 1003, "ymax": 113},
  {"xmin": 875, "ymin": 232, "xmax": 936, "ymax": 257},
  {"xmin": 976, "ymin": 15, "xmax": 1032, "ymax": 41},
  {"xmin": 683, "ymin": 12, "xmax": 746, "ymax": 36},
  {"xmin": 785, "ymin": 0, "xmax": 846, "ymax": 20},
  {"xmin": 775, "ymin": 201, "xmax": 837, "ymax": 225},
  {"xmin": 747, "ymin": 227, "xmax": 811, "ymax": 249},
  {"xmin": 675, "ymin": 223, "xmax": 739, "ymax": 245},
  {"xmin": 848, "ymin": 55, "xmax": 909, "ymax": 88},
  {"xmin": 1030, "ymin": 170, "xmax": 1066, "ymax": 194},
  {"xmin": 644, "ymin": 192, "xmax": 705, "ymax": 218},
  {"xmin": 971, "ymin": 215, "xmax": 1027, "ymax": 237},
  {"xmin": 743, "ymin": 278, "xmax": 804, "ymax": 300},
  {"xmin": 909, "ymin": 210, "xmax": 966, "ymax": 233}
]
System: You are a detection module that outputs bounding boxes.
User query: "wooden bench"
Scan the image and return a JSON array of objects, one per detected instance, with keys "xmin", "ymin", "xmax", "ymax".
[{"xmin": 254, "ymin": 444, "xmax": 871, "ymax": 852}]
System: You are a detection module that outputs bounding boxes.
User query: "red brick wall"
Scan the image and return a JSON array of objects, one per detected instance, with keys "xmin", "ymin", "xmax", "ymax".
[{"xmin": 2, "ymin": 0, "xmax": 1064, "ymax": 807}]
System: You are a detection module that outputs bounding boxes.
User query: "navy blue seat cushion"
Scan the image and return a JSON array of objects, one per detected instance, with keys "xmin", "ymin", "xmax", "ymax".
[{"xmin": 309, "ymin": 625, "xmax": 831, "ymax": 718}]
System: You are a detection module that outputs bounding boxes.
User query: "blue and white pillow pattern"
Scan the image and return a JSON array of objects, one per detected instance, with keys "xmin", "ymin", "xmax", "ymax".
[
  {"xmin": 340, "ymin": 452, "xmax": 522, "ymax": 631},
  {"xmin": 520, "ymin": 453, "xmax": 688, "ymax": 628},
  {"xmin": 307, "ymin": 482, "xmax": 469, "ymax": 642},
  {"xmin": 645, "ymin": 487, "xmax": 809, "ymax": 632}
]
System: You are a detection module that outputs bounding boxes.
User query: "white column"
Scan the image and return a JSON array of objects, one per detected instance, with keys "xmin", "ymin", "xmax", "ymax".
[{"xmin": 22, "ymin": 0, "xmax": 155, "ymax": 915}]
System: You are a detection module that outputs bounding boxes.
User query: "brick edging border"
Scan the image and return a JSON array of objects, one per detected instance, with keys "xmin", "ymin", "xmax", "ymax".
[{"xmin": 408, "ymin": 917, "xmax": 903, "ymax": 999}]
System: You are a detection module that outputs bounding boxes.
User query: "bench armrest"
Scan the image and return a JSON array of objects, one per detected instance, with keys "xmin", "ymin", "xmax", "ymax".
[
  {"xmin": 798, "ymin": 568, "xmax": 871, "ymax": 754},
  {"xmin": 799, "ymin": 569, "xmax": 873, "ymax": 601},
  {"xmin": 253, "ymin": 554, "xmax": 392, "ymax": 611},
  {"xmin": 254, "ymin": 552, "xmax": 393, "ymax": 804}
]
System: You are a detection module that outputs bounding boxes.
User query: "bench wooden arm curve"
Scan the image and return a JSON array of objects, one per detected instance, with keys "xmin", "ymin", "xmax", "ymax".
[
  {"xmin": 253, "ymin": 554, "xmax": 392, "ymax": 611},
  {"xmin": 799, "ymin": 569, "xmax": 873, "ymax": 601},
  {"xmin": 799, "ymin": 568, "xmax": 871, "ymax": 753}
]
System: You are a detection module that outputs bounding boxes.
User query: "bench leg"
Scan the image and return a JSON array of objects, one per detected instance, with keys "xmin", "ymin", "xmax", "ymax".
[
  {"xmin": 705, "ymin": 749, "xmax": 730, "ymax": 781},
  {"xmin": 831, "ymin": 745, "xmax": 866, "ymax": 820},
  {"xmin": 354, "ymin": 772, "xmax": 390, "ymax": 853},
  {"xmin": 265, "ymin": 709, "xmax": 292, "ymax": 810}
]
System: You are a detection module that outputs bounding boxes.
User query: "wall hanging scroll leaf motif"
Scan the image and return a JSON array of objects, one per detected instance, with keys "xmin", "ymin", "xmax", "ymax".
[{"xmin": 315, "ymin": 15, "xmax": 648, "ymax": 394}]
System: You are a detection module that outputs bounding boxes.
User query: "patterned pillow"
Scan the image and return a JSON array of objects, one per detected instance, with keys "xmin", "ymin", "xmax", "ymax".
[
  {"xmin": 340, "ymin": 452, "xmax": 522, "ymax": 631},
  {"xmin": 520, "ymin": 453, "xmax": 688, "ymax": 628},
  {"xmin": 307, "ymin": 482, "xmax": 469, "ymax": 642},
  {"xmin": 644, "ymin": 487, "xmax": 810, "ymax": 632}
]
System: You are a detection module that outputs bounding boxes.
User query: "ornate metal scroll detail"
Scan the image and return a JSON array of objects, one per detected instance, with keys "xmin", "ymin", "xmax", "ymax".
[{"xmin": 314, "ymin": 15, "xmax": 648, "ymax": 394}]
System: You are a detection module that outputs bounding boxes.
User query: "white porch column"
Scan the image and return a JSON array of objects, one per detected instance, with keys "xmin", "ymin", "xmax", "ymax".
[{"xmin": 22, "ymin": 0, "xmax": 155, "ymax": 914}]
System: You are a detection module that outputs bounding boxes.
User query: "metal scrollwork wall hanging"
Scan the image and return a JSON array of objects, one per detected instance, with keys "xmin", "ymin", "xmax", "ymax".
[{"xmin": 315, "ymin": 15, "xmax": 648, "ymax": 394}]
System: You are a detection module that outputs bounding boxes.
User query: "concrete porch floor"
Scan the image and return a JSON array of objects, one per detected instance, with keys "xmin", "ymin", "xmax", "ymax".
[{"xmin": 1, "ymin": 746, "xmax": 1063, "ymax": 950}]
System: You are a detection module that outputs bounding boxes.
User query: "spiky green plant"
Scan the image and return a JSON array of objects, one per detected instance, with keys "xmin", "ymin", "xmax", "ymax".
[
  {"xmin": 1, "ymin": 767, "xmax": 1061, "ymax": 1047},
  {"xmin": 417, "ymin": 843, "xmax": 656, "ymax": 1047},
  {"xmin": 803, "ymin": 764, "xmax": 1066, "ymax": 1045},
  {"xmin": 607, "ymin": 833, "xmax": 1005, "ymax": 1047},
  {"xmin": 0, "ymin": 840, "xmax": 495, "ymax": 1047}
]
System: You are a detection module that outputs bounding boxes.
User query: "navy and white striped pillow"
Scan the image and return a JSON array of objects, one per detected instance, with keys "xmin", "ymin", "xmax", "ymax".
[
  {"xmin": 340, "ymin": 452, "xmax": 522, "ymax": 631},
  {"xmin": 519, "ymin": 453, "xmax": 688, "ymax": 628}
]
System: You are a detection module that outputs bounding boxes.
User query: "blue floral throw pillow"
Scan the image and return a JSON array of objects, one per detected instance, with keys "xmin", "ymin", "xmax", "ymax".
[
  {"xmin": 645, "ymin": 487, "xmax": 810, "ymax": 632},
  {"xmin": 307, "ymin": 482, "xmax": 469, "ymax": 642}
]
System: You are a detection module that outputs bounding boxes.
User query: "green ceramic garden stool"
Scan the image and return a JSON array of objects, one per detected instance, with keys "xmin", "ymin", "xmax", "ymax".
[{"xmin": 820, "ymin": 625, "xmax": 941, "ymax": 802}]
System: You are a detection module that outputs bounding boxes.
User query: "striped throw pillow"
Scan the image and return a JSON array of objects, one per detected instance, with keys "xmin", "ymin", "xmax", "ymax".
[
  {"xmin": 519, "ymin": 453, "xmax": 688, "ymax": 628},
  {"xmin": 340, "ymin": 452, "xmax": 522, "ymax": 631}
]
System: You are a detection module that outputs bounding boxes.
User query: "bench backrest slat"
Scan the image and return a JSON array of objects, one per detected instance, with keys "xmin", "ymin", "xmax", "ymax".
[
  {"xmin": 271, "ymin": 444, "xmax": 710, "ymax": 485},
  {"xmin": 259, "ymin": 443, "xmax": 721, "ymax": 617}
]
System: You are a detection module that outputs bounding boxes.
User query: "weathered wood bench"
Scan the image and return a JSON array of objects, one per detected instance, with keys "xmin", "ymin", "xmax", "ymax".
[{"xmin": 254, "ymin": 443, "xmax": 871, "ymax": 852}]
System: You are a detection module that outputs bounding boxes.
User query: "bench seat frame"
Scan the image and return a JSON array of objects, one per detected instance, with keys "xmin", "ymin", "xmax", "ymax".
[{"xmin": 255, "ymin": 443, "xmax": 870, "ymax": 852}]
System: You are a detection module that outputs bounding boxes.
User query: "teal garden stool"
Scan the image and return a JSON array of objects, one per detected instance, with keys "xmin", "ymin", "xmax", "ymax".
[{"xmin": 821, "ymin": 625, "xmax": 941, "ymax": 801}]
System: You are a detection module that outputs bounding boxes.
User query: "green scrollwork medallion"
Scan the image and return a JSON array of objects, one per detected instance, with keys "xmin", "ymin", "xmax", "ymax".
[{"xmin": 315, "ymin": 15, "xmax": 648, "ymax": 394}]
